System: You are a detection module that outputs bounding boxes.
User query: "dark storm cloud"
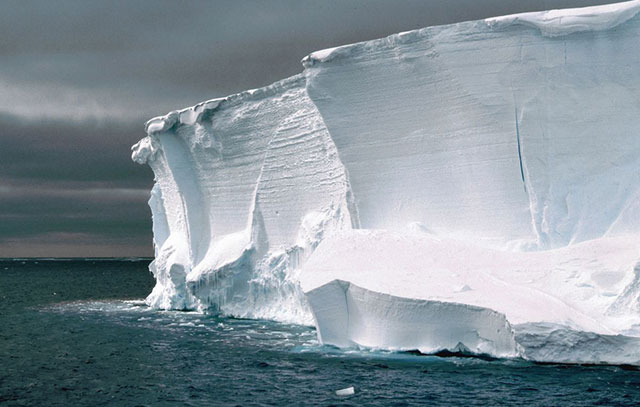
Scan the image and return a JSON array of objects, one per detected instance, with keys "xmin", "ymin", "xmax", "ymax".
[
  {"xmin": 0, "ymin": 114, "xmax": 151, "ymax": 187},
  {"xmin": 0, "ymin": 111, "xmax": 154, "ymax": 256},
  {"xmin": 0, "ymin": 0, "xmax": 621, "ymax": 256},
  {"xmin": 0, "ymin": 0, "xmax": 622, "ymax": 100},
  {"xmin": 0, "ymin": 185, "xmax": 150, "ymax": 239}
]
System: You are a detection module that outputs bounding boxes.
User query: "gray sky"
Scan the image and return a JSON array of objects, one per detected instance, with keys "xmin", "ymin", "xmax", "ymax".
[{"xmin": 0, "ymin": 0, "xmax": 620, "ymax": 257}]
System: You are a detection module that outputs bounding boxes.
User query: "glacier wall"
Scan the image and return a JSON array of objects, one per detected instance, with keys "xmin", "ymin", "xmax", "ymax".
[
  {"xmin": 303, "ymin": 1, "xmax": 640, "ymax": 249},
  {"xmin": 132, "ymin": 76, "xmax": 357, "ymax": 322},
  {"xmin": 133, "ymin": 1, "xmax": 640, "ymax": 363}
]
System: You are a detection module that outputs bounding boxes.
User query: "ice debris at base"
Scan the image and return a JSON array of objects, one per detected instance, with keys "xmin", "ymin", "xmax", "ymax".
[{"xmin": 132, "ymin": 1, "xmax": 640, "ymax": 364}]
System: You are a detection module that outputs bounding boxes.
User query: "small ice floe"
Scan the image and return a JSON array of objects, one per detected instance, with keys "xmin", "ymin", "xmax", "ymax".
[{"xmin": 335, "ymin": 386, "xmax": 355, "ymax": 396}]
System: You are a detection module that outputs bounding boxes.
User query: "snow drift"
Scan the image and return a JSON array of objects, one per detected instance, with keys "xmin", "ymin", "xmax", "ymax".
[{"xmin": 132, "ymin": 0, "xmax": 640, "ymax": 364}]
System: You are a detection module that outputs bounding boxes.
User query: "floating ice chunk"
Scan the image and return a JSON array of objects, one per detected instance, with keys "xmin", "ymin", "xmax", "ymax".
[{"xmin": 335, "ymin": 386, "xmax": 355, "ymax": 396}]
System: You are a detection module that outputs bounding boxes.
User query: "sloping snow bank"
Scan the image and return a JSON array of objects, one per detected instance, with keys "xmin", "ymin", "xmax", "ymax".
[{"xmin": 300, "ymin": 230, "xmax": 640, "ymax": 362}]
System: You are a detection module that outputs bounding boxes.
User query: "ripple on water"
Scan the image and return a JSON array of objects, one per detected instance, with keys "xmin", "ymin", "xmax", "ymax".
[{"xmin": 11, "ymin": 300, "xmax": 638, "ymax": 406}]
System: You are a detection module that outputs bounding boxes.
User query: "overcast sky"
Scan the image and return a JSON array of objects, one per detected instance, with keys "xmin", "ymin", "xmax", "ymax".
[{"xmin": 0, "ymin": 0, "xmax": 620, "ymax": 257}]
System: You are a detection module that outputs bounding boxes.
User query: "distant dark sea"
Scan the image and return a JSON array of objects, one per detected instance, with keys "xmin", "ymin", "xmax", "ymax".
[{"xmin": 1, "ymin": 259, "xmax": 640, "ymax": 406}]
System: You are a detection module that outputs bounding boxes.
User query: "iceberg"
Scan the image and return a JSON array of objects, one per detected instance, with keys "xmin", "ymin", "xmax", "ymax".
[{"xmin": 132, "ymin": 0, "xmax": 640, "ymax": 364}]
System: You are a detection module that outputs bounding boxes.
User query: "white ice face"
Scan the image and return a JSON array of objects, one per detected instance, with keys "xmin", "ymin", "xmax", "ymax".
[{"xmin": 132, "ymin": 1, "xmax": 640, "ymax": 363}]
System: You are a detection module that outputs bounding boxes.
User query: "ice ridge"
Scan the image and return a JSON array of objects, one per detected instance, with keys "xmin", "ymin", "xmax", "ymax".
[
  {"xmin": 486, "ymin": 0, "xmax": 640, "ymax": 37},
  {"xmin": 133, "ymin": 1, "xmax": 640, "ymax": 364}
]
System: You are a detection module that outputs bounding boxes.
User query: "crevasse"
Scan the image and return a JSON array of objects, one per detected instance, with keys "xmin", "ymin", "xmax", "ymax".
[{"xmin": 132, "ymin": 1, "xmax": 640, "ymax": 363}]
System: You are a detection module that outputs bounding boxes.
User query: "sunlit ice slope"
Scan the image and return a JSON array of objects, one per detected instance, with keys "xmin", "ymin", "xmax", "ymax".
[{"xmin": 133, "ymin": 1, "xmax": 640, "ymax": 363}]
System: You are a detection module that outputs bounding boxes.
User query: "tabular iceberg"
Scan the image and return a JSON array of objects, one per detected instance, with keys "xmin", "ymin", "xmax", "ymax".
[{"xmin": 132, "ymin": 0, "xmax": 640, "ymax": 364}]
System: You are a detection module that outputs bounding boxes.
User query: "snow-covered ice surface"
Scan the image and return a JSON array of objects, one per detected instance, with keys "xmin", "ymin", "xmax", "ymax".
[
  {"xmin": 301, "ymin": 230, "xmax": 640, "ymax": 363},
  {"xmin": 132, "ymin": 1, "xmax": 640, "ymax": 363}
]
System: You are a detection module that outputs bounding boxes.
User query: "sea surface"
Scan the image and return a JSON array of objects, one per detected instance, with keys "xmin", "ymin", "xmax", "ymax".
[{"xmin": 1, "ymin": 259, "xmax": 640, "ymax": 406}]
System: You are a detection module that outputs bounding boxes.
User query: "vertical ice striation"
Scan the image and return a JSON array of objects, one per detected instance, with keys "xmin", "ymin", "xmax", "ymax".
[
  {"xmin": 133, "ymin": 76, "xmax": 356, "ymax": 323},
  {"xmin": 133, "ymin": 1, "xmax": 640, "ymax": 363}
]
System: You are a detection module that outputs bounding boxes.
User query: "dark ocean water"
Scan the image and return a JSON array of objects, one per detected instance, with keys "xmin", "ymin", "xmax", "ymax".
[{"xmin": 1, "ymin": 260, "xmax": 640, "ymax": 406}]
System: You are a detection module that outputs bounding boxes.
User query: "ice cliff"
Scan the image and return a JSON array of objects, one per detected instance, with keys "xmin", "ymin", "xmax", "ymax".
[{"xmin": 132, "ymin": 1, "xmax": 640, "ymax": 364}]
